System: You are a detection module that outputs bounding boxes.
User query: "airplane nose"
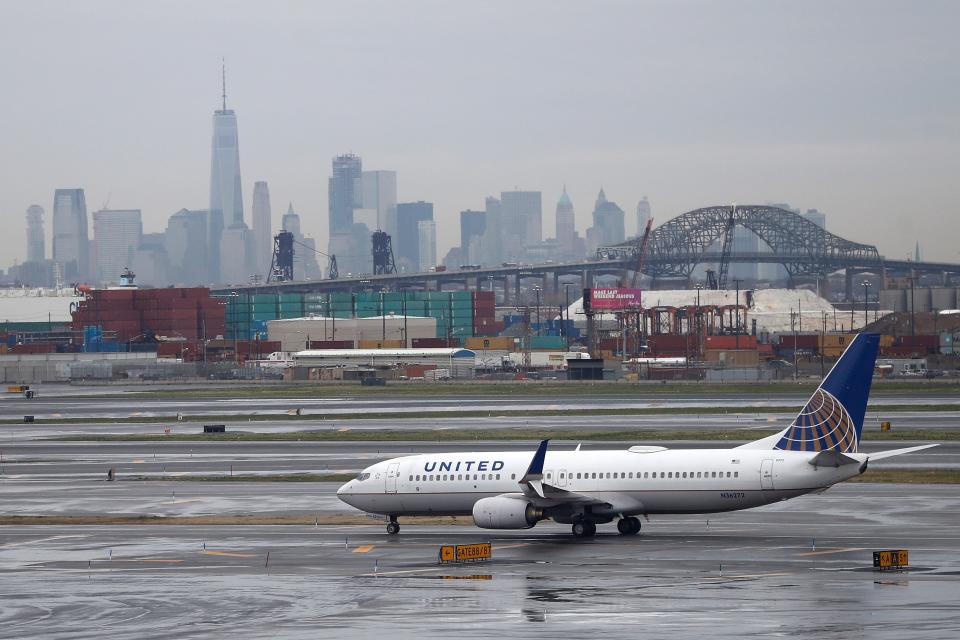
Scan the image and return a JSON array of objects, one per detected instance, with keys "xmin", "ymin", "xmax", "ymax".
[{"xmin": 337, "ymin": 480, "xmax": 353, "ymax": 502}]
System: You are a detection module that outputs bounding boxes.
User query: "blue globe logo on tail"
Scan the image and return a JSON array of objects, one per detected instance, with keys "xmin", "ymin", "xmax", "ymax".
[
  {"xmin": 774, "ymin": 333, "xmax": 880, "ymax": 454},
  {"xmin": 775, "ymin": 388, "xmax": 858, "ymax": 452}
]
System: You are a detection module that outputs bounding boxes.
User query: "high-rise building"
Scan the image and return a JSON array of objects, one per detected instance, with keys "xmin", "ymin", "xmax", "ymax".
[
  {"xmin": 802, "ymin": 208, "xmax": 826, "ymax": 229},
  {"xmin": 555, "ymin": 188, "xmax": 575, "ymax": 254},
  {"xmin": 417, "ymin": 220, "xmax": 437, "ymax": 272},
  {"xmin": 459, "ymin": 210, "xmax": 486, "ymax": 264},
  {"xmin": 52, "ymin": 188, "xmax": 89, "ymax": 281},
  {"xmin": 480, "ymin": 196, "xmax": 502, "ymax": 265},
  {"xmin": 586, "ymin": 188, "xmax": 625, "ymax": 252},
  {"xmin": 26, "ymin": 204, "xmax": 45, "ymax": 263},
  {"xmin": 500, "ymin": 190, "xmax": 542, "ymax": 260},
  {"xmin": 328, "ymin": 154, "xmax": 364, "ymax": 274},
  {"xmin": 93, "ymin": 208, "xmax": 142, "ymax": 285},
  {"xmin": 131, "ymin": 232, "xmax": 170, "ymax": 287},
  {"xmin": 208, "ymin": 67, "xmax": 245, "ymax": 283},
  {"xmin": 219, "ymin": 226, "xmax": 253, "ymax": 284},
  {"xmin": 396, "ymin": 201, "xmax": 433, "ymax": 272},
  {"xmin": 636, "ymin": 196, "xmax": 652, "ymax": 237},
  {"xmin": 251, "ymin": 181, "xmax": 272, "ymax": 278},
  {"xmin": 361, "ymin": 170, "xmax": 397, "ymax": 235},
  {"xmin": 165, "ymin": 209, "xmax": 209, "ymax": 285},
  {"xmin": 282, "ymin": 203, "xmax": 322, "ymax": 280}
]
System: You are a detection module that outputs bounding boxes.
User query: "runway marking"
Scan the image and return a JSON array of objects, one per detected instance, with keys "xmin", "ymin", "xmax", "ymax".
[
  {"xmin": 797, "ymin": 547, "xmax": 865, "ymax": 557},
  {"xmin": 352, "ymin": 545, "xmax": 375, "ymax": 553},
  {"xmin": 493, "ymin": 543, "xmax": 531, "ymax": 551},
  {"xmin": 200, "ymin": 550, "xmax": 256, "ymax": 558},
  {"xmin": 357, "ymin": 567, "xmax": 443, "ymax": 577},
  {"xmin": 132, "ymin": 459, "xmax": 144, "ymax": 464},
  {"xmin": 0, "ymin": 534, "xmax": 87, "ymax": 548}
]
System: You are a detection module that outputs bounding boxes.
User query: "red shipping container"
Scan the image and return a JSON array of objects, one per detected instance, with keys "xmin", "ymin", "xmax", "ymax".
[
  {"xmin": 307, "ymin": 340, "xmax": 354, "ymax": 350},
  {"xmin": 707, "ymin": 335, "xmax": 758, "ymax": 350}
]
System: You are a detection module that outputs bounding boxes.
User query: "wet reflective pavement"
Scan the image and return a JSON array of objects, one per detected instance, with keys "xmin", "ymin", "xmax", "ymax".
[{"xmin": 1, "ymin": 484, "xmax": 958, "ymax": 638}]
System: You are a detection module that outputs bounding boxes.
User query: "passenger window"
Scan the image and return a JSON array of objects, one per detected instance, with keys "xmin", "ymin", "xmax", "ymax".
[
  {"xmin": 629, "ymin": 472, "xmax": 633, "ymax": 479},
  {"xmin": 576, "ymin": 473, "xmax": 581, "ymax": 479},
  {"xmin": 560, "ymin": 473, "xmax": 565, "ymax": 479},
  {"xmin": 496, "ymin": 474, "xmax": 500, "ymax": 480},
  {"xmin": 546, "ymin": 473, "xmax": 551, "ymax": 479},
  {"xmin": 409, "ymin": 475, "xmax": 413, "ymax": 481},
  {"xmin": 711, "ymin": 472, "xmax": 716, "ymax": 478},
  {"xmin": 606, "ymin": 473, "xmax": 611, "ymax": 479},
  {"xmin": 682, "ymin": 472, "xmax": 686, "ymax": 478},
  {"xmin": 474, "ymin": 474, "xmax": 478, "ymax": 480},
  {"xmin": 668, "ymin": 472, "xmax": 672, "ymax": 478},
  {"xmin": 697, "ymin": 472, "xmax": 701, "ymax": 478},
  {"xmin": 511, "ymin": 474, "xmax": 516, "ymax": 480},
  {"xmin": 734, "ymin": 471, "xmax": 739, "ymax": 478},
  {"xmin": 592, "ymin": 473, "xmax": 597, "ymax": 479},
  {"xmin": 726, "ymin": 472, "xmax": 731, "ymax": 478},
  {"xmin": 660, "ymin": 472, "xmax": 665, "ymax": 478}
]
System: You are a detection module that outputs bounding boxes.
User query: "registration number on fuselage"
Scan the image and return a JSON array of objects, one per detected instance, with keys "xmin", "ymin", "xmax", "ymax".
[{"xmin": 720, "ymin": 492, "xmax": 745, "ymax": 499}]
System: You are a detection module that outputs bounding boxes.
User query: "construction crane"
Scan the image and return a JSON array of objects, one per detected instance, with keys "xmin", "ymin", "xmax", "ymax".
[{"xmin": 716, "ymin": 205, "xmax": 737, "ymax": 290}]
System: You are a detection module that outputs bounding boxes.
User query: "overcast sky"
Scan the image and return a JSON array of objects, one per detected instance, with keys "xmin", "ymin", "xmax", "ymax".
[{"xmin": 2, "ymin": 0, "xmax": 958, "ymax": 267}]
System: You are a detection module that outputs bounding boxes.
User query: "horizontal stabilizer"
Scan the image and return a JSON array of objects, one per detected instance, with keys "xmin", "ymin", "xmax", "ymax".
[
  {"xmin": 868, "ymin": 443, "xmax": 939, "ymax": 461},
  {"xmin": 808, "ymin": 450, "xmax": 859, "ymax": 468}
]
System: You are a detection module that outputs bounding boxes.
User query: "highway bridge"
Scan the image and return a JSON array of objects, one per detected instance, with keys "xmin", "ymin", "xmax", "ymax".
[{"xmin": 214, "ymin": 205, "xmax": 959, "ymax": 302}]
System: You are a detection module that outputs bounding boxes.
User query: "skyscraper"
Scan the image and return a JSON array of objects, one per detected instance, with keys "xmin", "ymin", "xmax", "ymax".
[
  {"xmin": 328, "ymin": 154, "xmax": 364, "ymax": 274},
  {"xmin": 361, "ymin": 170, "xmax": 397, "ymax": 235},
  {"xmin": 395, "ymin": 201, "xmax": 433, "ymax": 272},
  {"xmin": 802, "ymin": 208, "xmax": 826, "ymax": 229},
  {"xmin": 26, "ymin": 204, "xmax": 45, "ymax": 263},
  {"xmin": 636, "ymin": 196, "xmax": 652, "ymax": 236},
  {"xmin": 251, "ymin": 181, "xmax": 272, "ymax": 278},
  {"xmin": 209, "ymin": 66, "xmax": 245, "ymax": 283},
  {"xmin": 52, "ymin": 188, "xmax": 89, "ymax": 281},
  {"xmin": 282, "ymin": 203, "xmax": 322, "ymax": 280},
  {"xmin": 586, "ymin": 188, "xmax": 625, "ymax": 252},
  {"xmin": 500, "ymin": 190, "xmax": 542, "ymax": 260},
  {"xmin": 417, "ymin": 220, "xmax": 437, "ymax": 272},
  {"xmin": 93, "ymin": 208, "xmax": 142, "ymax": 285},
  {"xmin": 555, "ymin": 188, "xmax": 575, "ymax": 254},
  {"xmin": 459, "ymin": 210, "xmax": 486, "ymax": 264},
  {"xmin": 481, "ymin": 196, "xmax": 502, "ymax": 265},
  {"xmin": 165, "ymin": 209, "xmax": 209, "ymax": 285}
]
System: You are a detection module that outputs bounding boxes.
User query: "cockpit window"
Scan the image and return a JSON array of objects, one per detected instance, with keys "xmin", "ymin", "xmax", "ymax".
[{"xmin": 355, "ymin": 472, "xmax": 371, "ymax": 481}]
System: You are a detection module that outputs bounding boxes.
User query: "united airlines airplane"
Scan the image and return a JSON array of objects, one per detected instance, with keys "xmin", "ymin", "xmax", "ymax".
[{"xmin": 338, "ymin": 333, "xmax": 936, "ymax": 537}]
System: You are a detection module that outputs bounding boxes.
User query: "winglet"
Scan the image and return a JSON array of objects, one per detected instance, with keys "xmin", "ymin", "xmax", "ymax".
[
  {"xmin": 519, "ymin": 439, "xmax": 550, "ymax": 498},
  {"xmin": 520, "ymin": 439, "xmax": 549, "ymax": 483}
]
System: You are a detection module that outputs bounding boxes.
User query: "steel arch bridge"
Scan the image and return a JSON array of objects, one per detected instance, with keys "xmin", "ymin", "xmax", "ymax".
[{"xmin": 596, "ymin": 205, "xmax": 881, "ymax": 280}]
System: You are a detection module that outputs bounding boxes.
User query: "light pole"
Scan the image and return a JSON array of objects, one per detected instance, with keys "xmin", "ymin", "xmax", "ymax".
[
  {"xmin": 695, "ymin": 283, "xmax": 703, "ymax": 359},
  {"xmin": 533, "ymin": 286, "xmax": 542, "ymax": 336},
  {"xmin": 380, "ymin": 289, "xmax": 386, "ymax": 342},
  {"xmin": 861, "ymin": 280, "xmax": 872, "ymax": 330}
]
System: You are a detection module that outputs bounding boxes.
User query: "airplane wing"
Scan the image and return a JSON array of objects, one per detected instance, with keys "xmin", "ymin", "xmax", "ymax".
[{"xmin": 515, "ymin": 440, "xmax": 621, "ymax": 510}]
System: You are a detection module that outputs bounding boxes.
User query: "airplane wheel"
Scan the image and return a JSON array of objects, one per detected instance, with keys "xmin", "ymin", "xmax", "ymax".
[
  {"xmin": 583, "ymin": 521, "xmax": 596, "ymax": 537},
  {"xmin": 629, "ymin": 517, "xmax": 641, "ymax": 534},
  {"xmin": 573, "ymin": 521, "xmax": 596, "ymax": 537},
  {"xmin": 386, "ymin": 522, "xmax": 400, "ymax": 535}
]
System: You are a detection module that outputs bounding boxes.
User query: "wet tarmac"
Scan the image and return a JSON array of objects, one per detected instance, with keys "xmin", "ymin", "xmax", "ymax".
[{"xmin": 0, "ymin": 484, "xmax": 958, "ymax": 638}]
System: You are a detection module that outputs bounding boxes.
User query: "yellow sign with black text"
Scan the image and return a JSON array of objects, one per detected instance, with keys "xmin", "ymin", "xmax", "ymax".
[
  {"xmin": 438, "ymin": 543, "xmax": 492, "ymax": 564},
  {"xmin": 873, "ymin": 549, "xmax": 908, "ymax": 569}
]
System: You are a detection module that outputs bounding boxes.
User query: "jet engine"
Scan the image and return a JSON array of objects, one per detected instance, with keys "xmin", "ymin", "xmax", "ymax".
[{"xmin": 472, "ymin": 496, "xmax": 543, "ymax": 529}]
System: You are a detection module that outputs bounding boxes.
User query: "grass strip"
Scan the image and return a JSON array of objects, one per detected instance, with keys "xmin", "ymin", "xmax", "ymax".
[
  {"xmin": 6, "ymin": 403, "xmax": 960, "ymax": 426},
  {"xmin": 58, "ymin": 428, "xmax": 959, "ymax": 443}
]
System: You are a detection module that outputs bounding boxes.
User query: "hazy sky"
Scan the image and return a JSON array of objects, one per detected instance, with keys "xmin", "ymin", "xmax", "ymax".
[{"xmin": 2, "ymin": 0, "xmax": 958, "ymax": 267}]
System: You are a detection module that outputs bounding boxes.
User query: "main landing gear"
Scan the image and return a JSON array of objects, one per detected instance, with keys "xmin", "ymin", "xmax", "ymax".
[
  {"xmin": 386, "ymin": 516, "xmax": 400, "ymax": 535},
  {"xmin": 571, "ymin": 521, "xmax": 597, "ymax": 538},
  {"xmin": 617, "ymin": 516, "xmax": 641, "ymax": 536}
]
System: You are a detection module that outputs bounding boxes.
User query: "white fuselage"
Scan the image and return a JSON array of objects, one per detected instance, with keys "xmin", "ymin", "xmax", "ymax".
[{"xmin": 336, "ymin": 447, "xmax": 866, "ymax": 520}]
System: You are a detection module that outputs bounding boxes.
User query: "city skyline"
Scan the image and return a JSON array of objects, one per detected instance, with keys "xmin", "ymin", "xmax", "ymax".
[{"xmin": 2, "ymin": 1, "xmax": 958, "ymax": 275}]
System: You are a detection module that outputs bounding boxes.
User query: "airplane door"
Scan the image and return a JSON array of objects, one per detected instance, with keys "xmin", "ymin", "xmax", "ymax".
[
  {"xmin": 557, "ymin": 469, "xmax": 568, "ymax": 488},
  {"xmin": 760, "ymin": 459, "xmax": 775, "ymax": 490},
  {"xmin": 386, "ymin": 462, "xmax": 400, "ymax": 493}
]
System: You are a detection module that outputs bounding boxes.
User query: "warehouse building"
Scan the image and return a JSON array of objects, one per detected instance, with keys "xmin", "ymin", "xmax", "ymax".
[
  {"xmin": 266, "ymin": 315, "xmax": 437, "ymax": 352},
  {"xmin": 292, "ymin": 347, "xmax": 476, "ymax": 379}
]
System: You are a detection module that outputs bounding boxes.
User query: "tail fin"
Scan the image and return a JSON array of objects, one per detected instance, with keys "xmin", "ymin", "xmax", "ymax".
[{"xmin": 739, "ymin": 333, "xmax": 880, "ymax": 453}]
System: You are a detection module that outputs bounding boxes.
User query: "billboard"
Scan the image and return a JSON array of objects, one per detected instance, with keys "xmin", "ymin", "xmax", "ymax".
[{"xmin": 587, "ymin": 288, "xmax": 642, "ymax": 310}]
